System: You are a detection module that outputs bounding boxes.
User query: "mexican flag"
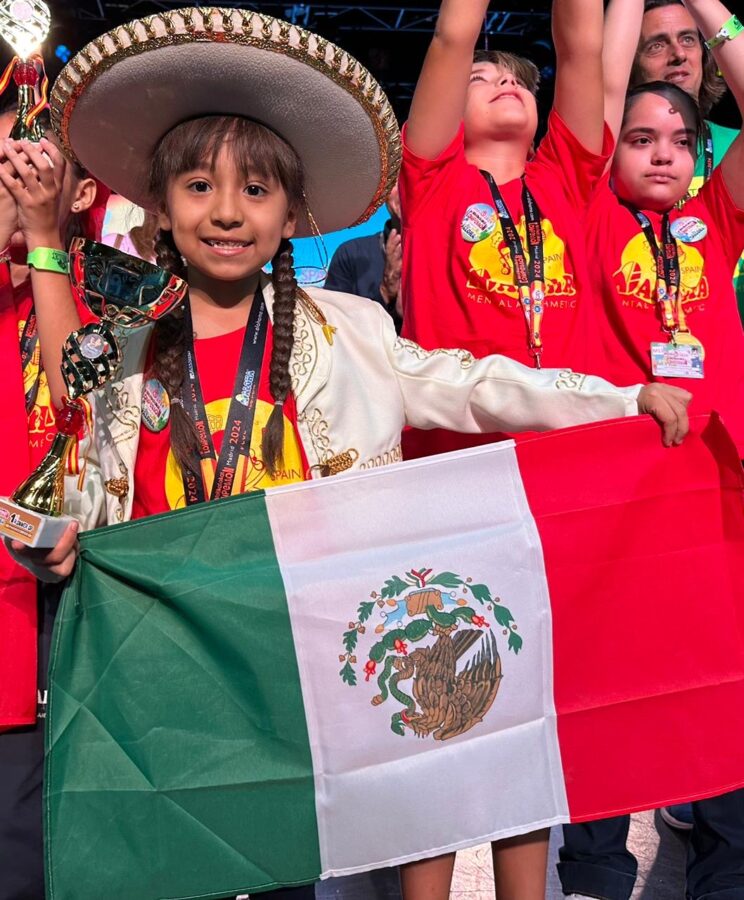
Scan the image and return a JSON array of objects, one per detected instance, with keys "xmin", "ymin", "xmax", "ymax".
[{"xmin": 45, "ymin": 414, "xmax": 744, "ymax": 900}]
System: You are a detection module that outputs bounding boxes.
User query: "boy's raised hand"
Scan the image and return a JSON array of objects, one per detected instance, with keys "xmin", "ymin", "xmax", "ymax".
[
  {"xmin": 602, "ymin": 0, "xmax": 645, "ymax": 143},
  {"xmin": 552, "ymin": 0, "xmax": 606, "ymax": 155},
  {"xmin": 406, "ymin": 0, "xmax": 491, "ymax": 161}
]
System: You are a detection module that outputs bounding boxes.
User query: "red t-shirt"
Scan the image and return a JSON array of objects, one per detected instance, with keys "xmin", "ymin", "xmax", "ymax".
[
  {"xmin": 400, "ymin": 110, "xmax": 612, "ymax": 369},
  {"xmin": 132, "ymin": 322, "xmax": 308, "ymax": 519},
  {"xmin": 585, "ymin": 169, "xmax": 744, "ymax": 452}
]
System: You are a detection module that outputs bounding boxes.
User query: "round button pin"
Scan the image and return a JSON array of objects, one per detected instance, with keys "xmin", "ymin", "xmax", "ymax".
[
  {"xmin": 141, "ymin": 378, "xmax": 171, "ymax": 433},
  {"xmin": 671, "ymin": 216, "xmax": 707, "ymax": 243},
  {"xmin": 461, "ymin": 203, "xmax": 497, "ymax": 243}
]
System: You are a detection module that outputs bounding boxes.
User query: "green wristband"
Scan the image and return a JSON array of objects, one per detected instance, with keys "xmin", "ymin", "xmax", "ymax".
[
  {"xmin": 27, "ymin": 247, "xmax": 69, "ymax": 274},
  {"xmin": 705, "ymin": 14, "xmax": 743, "ymax": 50}
]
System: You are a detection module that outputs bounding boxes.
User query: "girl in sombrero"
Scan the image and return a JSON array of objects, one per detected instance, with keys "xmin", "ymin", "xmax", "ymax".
[{"xmin": 6, "ymin": 6, "xmax": 688, "ymax": 893}]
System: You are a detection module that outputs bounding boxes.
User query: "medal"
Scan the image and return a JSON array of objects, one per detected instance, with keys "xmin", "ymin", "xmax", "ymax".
[
  {"xmin": 670, "ymin": 216, "xmax": 707, "ymax": 244},
  {"xmin": 672, "ymin": 329, "xmax": 706, "ymax": 360},
  {"xmin": 141, "ymin": 377, "xmax": 170, "ymax": 432},
  {"xmin": 461, "ymin": 203, "xmax": 497, "ymax": 243}
]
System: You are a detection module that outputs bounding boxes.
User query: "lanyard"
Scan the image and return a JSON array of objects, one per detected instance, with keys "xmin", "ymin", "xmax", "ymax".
[
  {"xmin": 701, "ymin": 121, "xmax": 713, "ymax": 184},
  {"xmin": 481, "ymin": 172, "xmax": 545, "ymax": 367},
  {"xmin": 180, "ymin": 287, "xmax": 269, "ymax": 506},
  {"xmin": 627, "ymin": 205, "xmax": 687, "ymax": 336},
  {"xmin": 19, "ymin": 308, "xmax": 41, "ymax": 414}
]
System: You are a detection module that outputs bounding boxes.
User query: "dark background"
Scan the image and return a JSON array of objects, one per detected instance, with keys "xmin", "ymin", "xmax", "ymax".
[{"xmin": 3, "ymin": 1, "xmax": 740, "ymax": 131}]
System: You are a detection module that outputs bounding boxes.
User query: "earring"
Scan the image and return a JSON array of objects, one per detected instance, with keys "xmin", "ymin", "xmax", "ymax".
[
  {"xmin": 72, "ymin": 202, "xmax": 80, "ymax": 211},
  {"xmin": 300, "ymin": 193, "xmax": 329, "ymax": 285}
]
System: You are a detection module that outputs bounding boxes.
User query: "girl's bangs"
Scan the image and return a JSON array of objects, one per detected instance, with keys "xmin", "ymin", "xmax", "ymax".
[{"xmin": 149, "ymin": 116, "xmax": 304, "ymax": 202}]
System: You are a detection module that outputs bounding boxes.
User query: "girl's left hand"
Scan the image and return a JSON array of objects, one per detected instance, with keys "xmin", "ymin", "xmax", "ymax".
[{"xmin": 0, "ymin": 138, "xmax": 67, "ymax": 249}]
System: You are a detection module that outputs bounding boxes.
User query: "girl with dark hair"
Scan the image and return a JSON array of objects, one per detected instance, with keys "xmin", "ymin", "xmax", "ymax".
[
  {"xmin": 559, "ymin": 0, "xmax": 744, "ymax": 897},
  {"xmin": 605, "ymin": 0, "xmax": 744, "ymax": 309},
  {"xmin": 584, "ymin": 65, "xmax": 744, "ymax": 455}
]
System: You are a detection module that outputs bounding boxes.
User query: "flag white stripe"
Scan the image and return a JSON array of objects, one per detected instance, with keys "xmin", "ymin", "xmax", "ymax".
[{"xmin": 267, "ymin": 442, "xmax": 569, "ymax": 876}]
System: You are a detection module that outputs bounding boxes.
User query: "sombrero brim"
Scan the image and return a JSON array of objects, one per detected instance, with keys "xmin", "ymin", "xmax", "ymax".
[{"xmin": 50, "ymin": 7, "xmax": 401, "ymax": 237}]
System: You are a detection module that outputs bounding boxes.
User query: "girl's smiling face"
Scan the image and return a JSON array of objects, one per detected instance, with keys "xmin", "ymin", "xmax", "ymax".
[
  {"xmin": 612, "ymin": 91, "xmax": 697, "ymax": 212},
  {"xmin": 158, "ymin": 141, "xmax": 297, "ymax": 284}
]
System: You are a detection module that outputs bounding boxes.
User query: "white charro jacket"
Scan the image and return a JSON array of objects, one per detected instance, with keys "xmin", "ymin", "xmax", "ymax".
[{"xmin": 67, "ymin": 276, "xmax": 641, "ymax": 530}]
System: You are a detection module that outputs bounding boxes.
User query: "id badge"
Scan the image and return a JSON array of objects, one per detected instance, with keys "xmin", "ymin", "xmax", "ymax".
[{"xmin": 650, "ymin": 342, "xmax": 704, "ymax": 379}]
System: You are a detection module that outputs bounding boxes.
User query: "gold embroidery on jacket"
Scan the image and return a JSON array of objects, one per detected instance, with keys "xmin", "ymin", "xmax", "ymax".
[
  {"xmin": 395, "ymin": 338, "xmax": 475, "ymax": 369},
  {"xmin": 291, "ymin": 301, "xmax": 318, "ymax": 399},
  {"xmin": 299, "ymin": 407, "xmax": 333, "ymax": 463},
  {"xmin": 555, "ymin": 370, "xmax": 587, "ymax": 390},
  {"xmin": 359, "ymin": 445, "xmax": 403, "ymax": 469}
]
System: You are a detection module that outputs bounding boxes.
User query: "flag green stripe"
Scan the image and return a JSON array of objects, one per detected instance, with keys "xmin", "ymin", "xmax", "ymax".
[{"xmin": 45, "ymin": 493, "xmax": 321, "ymax": 900}]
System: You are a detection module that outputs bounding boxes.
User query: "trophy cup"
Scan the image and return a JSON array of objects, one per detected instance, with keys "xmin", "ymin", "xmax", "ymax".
[
  {"xmin": 0, "ymin": 240, "xmax": 188, "ymax": 547},
  {"xmin": 0, "ymin": 0, "xmax": 52, "ymax": 140}
]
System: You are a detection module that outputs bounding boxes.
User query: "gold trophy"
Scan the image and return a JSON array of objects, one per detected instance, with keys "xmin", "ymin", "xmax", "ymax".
[
  {"xmin": 0, "ymin": 0, "xmax": 52, "ymax": 140},
  {"xmin": 0, "ymin": 240, "xmax": 188, "ymax": 547}
]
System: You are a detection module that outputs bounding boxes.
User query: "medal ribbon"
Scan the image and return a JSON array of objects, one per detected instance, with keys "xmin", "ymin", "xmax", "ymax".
[
  {"xmin": 701, "ymin": 121, "xmax": 713, "ymax": 185},
  {"xmin": 627, "ymin": 206, "xmax": 688, "ymax": 337},
  {"xmin": 481, "ymin": 172, "xmax": 546, "ymax": 368},
  {"xmin": 180, "ymin": 287, "xmax": 269, "ymax": 506},
  {"xmin": 19, "ymin": 308, "xmax": 40, "ymax": 414}
]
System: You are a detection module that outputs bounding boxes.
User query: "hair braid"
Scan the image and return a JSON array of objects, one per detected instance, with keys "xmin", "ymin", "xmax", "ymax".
[
  {"xmin": 152, "ymin": 230, "xmax": 200, "ymax": 471},
  {"xmin": 262, "ymin": 238, "xmax": 298, "ymax": 475}
]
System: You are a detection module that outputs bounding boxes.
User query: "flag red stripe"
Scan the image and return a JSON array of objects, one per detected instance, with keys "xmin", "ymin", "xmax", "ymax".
[{"xmin": 516, "ymin": 413, "xmax": 744, "ymax": 819}]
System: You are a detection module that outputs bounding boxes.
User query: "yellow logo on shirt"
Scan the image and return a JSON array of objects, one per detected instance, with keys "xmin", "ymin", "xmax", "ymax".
[
  {"xmin": 613, "ymin": 233, "xmax": 709, "ymax": 310},
  {"xmin": 467, "ymin": 216, "xmax": 576, "ymax": 304},
  {"xmin": 164, "ymin": 397, "xmax": 304, "ymax": 510}
]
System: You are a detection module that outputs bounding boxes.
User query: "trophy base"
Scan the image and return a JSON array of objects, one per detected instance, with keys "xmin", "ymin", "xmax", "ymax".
[{"xmin": 0, "ymin": 498, "xmax": 75, "ymax": 549}]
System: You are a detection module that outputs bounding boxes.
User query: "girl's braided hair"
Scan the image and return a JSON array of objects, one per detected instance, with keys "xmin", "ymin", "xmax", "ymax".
[{"xmin": 148, "ymin": 115, "xmax": 304, "ymax": 478}]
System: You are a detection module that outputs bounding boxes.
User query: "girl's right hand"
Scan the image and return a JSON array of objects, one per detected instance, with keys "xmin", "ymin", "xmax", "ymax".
[{"xmin": 4, "ymin": 520, "xmax": 80, "ymax": 583}]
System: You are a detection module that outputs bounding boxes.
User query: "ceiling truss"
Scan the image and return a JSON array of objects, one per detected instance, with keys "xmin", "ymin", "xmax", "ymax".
[{"xmin": 65, "ymin": 2, "xmax": 548, "ymax": 35}]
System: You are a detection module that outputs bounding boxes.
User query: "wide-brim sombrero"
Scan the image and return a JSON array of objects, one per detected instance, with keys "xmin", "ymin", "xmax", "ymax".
[{"xmin": 50, "ymin": 7, "xmax": 401, "ymax": 237}]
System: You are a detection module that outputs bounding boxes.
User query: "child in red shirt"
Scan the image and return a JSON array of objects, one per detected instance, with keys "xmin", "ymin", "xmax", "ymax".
[
  {"xmin": 400, "ymin": 0, "xmax": 612, "ymax": 462},
  {"xmin": 584, "ymin": 0, "xmax": 744, "ymax": 454},
  {"xmin": 400, "ymin": 0, "xmax": 610, "ymax": 370},
  {"xmin": 0, "ymin": 123, "xmax": 106, "ymax": 897}
]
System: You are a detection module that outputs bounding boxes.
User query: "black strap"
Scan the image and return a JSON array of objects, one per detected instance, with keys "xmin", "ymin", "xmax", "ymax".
[
  {"xmin": 480, "ymin": 172, "xmax": 546, "ymax": 366},
  {"xmin": 19, "ymin": 307, "xmax": 41, "ymax": 414},
  {"xmin": 701, "ymin": 121, "xmax": 713, "ymax": 185},
  {"xmin": 180, "ymin": 287, "xmax": 269, "ymax": 505},
  {"xmin": 625, "ymin": 205, "xmax": 682, "ymax": 334}
]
